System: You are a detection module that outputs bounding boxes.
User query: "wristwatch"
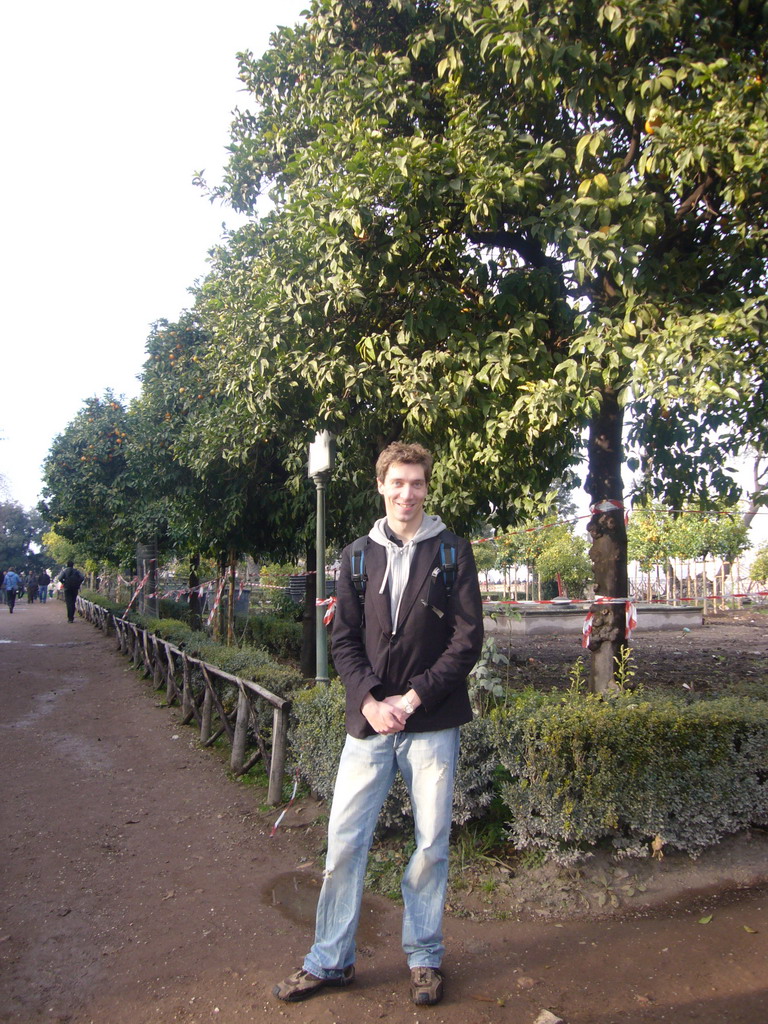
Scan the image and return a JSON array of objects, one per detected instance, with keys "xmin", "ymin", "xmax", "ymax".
[{"xmin": 402, "ymin": 697, "xmax": 416, "ymax": 716}]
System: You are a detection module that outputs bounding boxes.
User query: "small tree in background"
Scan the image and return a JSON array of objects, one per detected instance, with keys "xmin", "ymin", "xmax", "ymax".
[
  {"xmin": 535, "ymin": 527, "xmax": 592, "ymax": 599},
  {"xmin": 496, "ymin": 521, "xmax": 552, "ymax": 601},
  {"xmin": 473, "ymin": 540, "xmax": 498, "ymax": 594},
  {"xmin": 0, "ymin": 501, "xmax": 46, "ymax": 572},
  {"xmin": 40, "ymin": 393, "xmax": 132, "ymax": 567},
  {"xmin": 751, "ymin": 545, "xmax": 768, "ymax": 587}
]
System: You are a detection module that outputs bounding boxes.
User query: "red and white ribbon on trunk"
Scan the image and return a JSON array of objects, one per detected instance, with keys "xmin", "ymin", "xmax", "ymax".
[
  {"xmin": 590, "ymin": 499, "xmax": 629, "ymax": 525},
  {"xmin": 206, "ymin": 577, "xmax": 227, "ymax": 627},
  {"xmin": 123, "ymin": 571, "xmax": 151, "ymax": 615},
  {"xmin": 582, "ymin": 597, "xmax": 638, "ymax": 649}
]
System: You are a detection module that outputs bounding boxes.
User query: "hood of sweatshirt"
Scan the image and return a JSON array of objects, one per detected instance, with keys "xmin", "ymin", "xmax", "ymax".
[{"xmin": 368, "ymin": 514, "xmax": 446, "ymax": 631}]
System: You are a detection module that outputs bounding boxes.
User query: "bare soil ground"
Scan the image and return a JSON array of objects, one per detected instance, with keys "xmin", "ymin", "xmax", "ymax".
[
  {"xmin": 500, "ymin": 607, "xmax": 768, "ymax": 695},
  {"xmin": 2, "ymin": 601, "xmax": 767, "ymax": 1024}
]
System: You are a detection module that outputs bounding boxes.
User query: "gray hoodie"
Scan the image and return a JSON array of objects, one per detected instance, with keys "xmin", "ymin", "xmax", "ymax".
[{"xmin": 368, "ymin": 514, "xmax": 447, "ymax": 632}]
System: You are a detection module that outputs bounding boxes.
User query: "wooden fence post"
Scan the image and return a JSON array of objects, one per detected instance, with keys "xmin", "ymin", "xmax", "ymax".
[
  {"xmin": 165, "ymin": 646, "xmax": 177, "ymax": 705},
  {"xmin": 230, "ymin": 688, "xmax": 250, "ymax": 775},
  {"xmin": 181, "ymin": 654, "xmax": 194, "ymax": 724},
  {"xmin": 201, "ymin": 687, "xmax": 213, "ymax": 744},
  {"xmin": 132, "ymin": 627, "xmax": 143, "ymax": 670},
  {"xmin": 268, "ymin": 703, "xmax": 290, "ymax": 806},
  {"xmin": 142, "ymin": 630, "xmax": 153, "ymax": 678},
  {"xmin": 152, "ymin": 636, "xmax": 164, "ymax": 690}
]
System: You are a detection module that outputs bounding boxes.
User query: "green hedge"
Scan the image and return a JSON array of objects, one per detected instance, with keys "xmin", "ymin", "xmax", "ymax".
[
  {"xmin": 138, "ymin": 615, "xmax": 306, "ymax": 732},
  {"xmin": 239, "ymin": 613, "xmax": 303, "ymax": 662},
  {"xmin": 291, "ymin": 682, "xmax": 768, "ymax": 862},
  {"xmin": 492, "ymin": 689, "xmax": 768, "ymax": 863},
  {"xmin": 290, "ymin": 682, "xmax": 497, "ymax": 832},
  {"xmin": 80, "ymin": 588, "xmax": 124, "ymax": 614},
  {"xmin": 82, "ymin": 596, "xmax": 308, "ymax": 733},
  {"xmin": 81, "ymin": 589, "xmax": 302, "ymax": 663}
]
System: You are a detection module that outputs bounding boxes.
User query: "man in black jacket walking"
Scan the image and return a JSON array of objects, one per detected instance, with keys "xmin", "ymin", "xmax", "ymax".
[
  {"xmin": 58, "ymin": 561, "xmax": 84, "ymax": 623},
  {"xmin": 274, "ymin": 443, "xmax": 483, "ymax": 1007}
]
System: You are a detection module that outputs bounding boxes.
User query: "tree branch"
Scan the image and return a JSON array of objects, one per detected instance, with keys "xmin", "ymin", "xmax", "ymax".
[
  {"xmin": 676, "ymin": 171, "xmax": 719, "ymax": 221},
  {"xmin": 466, "ymin": 228, "xmax": 555, "ymax": 271},
  {"xmin": 620, "ymin": 124, "xmax": 642, "ymax": 172}
]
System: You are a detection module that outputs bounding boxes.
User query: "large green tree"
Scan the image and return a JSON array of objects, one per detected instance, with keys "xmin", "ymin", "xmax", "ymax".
[
  {"xmin": 203, "ymin": 0, "xmax": 766, "ymax": 688},
  {"xmin": 133, "ymin": 315, "xmax": 314, "ymax": 638},
  {"xmin": 136, "ymin": 314, "xmax": 318, "ymax": 564}
]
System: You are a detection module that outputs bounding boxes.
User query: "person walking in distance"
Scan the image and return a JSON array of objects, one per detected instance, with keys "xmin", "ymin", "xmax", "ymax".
[
  {"xmin": 273, "ymin": 442, "xmax": 483, "ymax": 1007},
  {"xmin": 37, "ymin": 569, "xmax": 51, "ymax": 603},
  {"xmin": 3, "ymin": 568, "xmax": 22, "ymax": 614},
  {"xmin": 58, "ymin": 561, "xmax": 85, "ymax": 623}
]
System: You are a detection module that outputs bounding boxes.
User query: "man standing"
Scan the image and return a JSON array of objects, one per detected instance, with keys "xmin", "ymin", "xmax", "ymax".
[
  {"xmin": 58, "ymin": 561, "xmax": 85, "ymax": 623},
  {"xmin": 37, "ymin": 569, "xmax": 51, "ymax": 603},
  {"xmin": 4, "ymin": 568, "xmax": 22, "ymax": 614},
  {"xmin": 274, "ymin": 442, "xmax": 483, "ymax": 1007}
]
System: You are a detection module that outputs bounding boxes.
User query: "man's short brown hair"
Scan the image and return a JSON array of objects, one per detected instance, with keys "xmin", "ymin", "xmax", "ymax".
[{"xmin": 375, "ymin": 442, "xmax": 433, "ymax": 484}]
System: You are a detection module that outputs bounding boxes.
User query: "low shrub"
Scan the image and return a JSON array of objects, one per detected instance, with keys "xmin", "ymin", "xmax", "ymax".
[
  {"xmin": 492, "ymin": 688, "xmax": 768, "ymax": 863},
  {"xmin": 142, "ymin": 617, "xmax": 193, "ymax": 645},
  {"xmin": 158, "ymin": 597, "xmax": 193, "ymax": 623},
  {"xmin": 290, "ymin": 680, "xmax": 346, "ymax": 798},
  {"xmin": 139, "ymin": 616, "xmax": 305, "ymax": 731},
  {"xmin": 240, "ymin": 614, "xmax": 303, "ymax": 662},
  {"xmin": 290, "ymin": 683, "xmax": 499, "ymax": 831},
  {"xmin": 246, "ymin": 662, "xmax": 309, "ymax": 736},
  {"xmin": 80, "ymin": 588, "xmax": 123, "ymax": 614}
]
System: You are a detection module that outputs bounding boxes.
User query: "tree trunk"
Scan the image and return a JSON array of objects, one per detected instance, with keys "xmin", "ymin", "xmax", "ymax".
[
  {"xmin": 585, "ymin": 391, "xmax": 629, "ymax": 694},
  {"xmin": 212, "ymin": 554, "xmax": 226, "ymax": 642},
  {"xmin": 227, "ymin": 552, "xmax": 237, "ymax": 646},
  {"xmin": 189, "ymin": 553, "xmax": 201, "ymax": 631},
  {"xmin": 301, "ymin": 544, "xmax": 317, "ymax": 678},
  {"xmin": 743, "ymin": 455, "xmax": 768, "ymax": 531}
]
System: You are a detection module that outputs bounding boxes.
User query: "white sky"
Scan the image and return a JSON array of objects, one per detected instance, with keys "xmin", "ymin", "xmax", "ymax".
[{"xmin": 1, "ymin": 0, "xmax": 308, "ymax": 510}]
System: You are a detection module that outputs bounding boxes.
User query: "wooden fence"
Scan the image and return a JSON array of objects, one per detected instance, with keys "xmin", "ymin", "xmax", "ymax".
[{"xmin": 76, "ymin": 597, "xmax": 290, "ymax": 805}]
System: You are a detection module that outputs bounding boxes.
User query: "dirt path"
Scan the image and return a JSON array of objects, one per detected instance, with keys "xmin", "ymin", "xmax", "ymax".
[{"xmin": 2, "ymin": 600, "xmax": 767, "ymax": 1024}]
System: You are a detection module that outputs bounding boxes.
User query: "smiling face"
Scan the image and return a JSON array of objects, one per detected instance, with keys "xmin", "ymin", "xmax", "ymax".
[{"xmin": 377, "ymin": 460, "xmax": 428, "ymax": 539}]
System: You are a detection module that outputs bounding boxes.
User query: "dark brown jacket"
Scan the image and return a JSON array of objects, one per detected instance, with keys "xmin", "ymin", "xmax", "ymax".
[{"xmin": 331, "ymin": 529, "xmax": 484, "ymax": 739}]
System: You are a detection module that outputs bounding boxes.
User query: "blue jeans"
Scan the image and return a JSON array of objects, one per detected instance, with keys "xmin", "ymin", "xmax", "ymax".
[{"xmin": 304, "ymin": 727, "xmax": 459, "ymax": 979}]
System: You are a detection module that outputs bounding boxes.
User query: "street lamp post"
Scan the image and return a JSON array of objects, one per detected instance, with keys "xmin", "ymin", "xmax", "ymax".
[{"xmin": 308, "ymin": 430, "xmax": 335, "ymax": 684}]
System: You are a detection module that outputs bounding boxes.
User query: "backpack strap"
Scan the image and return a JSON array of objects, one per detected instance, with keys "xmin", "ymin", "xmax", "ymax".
[
  {"xmin": 350, "ymin": 537, "xmax": 368, "ymax": 605},
  {"xmin": 350, "ymin": 533, "xmax": 457, "ymax": 610},
  {"xmin": 439, "ymin": 540, "xmax": 457, "ymax": 599}
]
